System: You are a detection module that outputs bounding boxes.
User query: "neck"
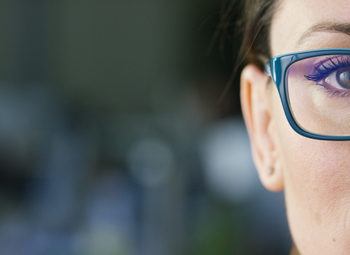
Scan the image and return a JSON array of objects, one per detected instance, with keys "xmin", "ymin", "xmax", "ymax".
[{"xmin": 290, "ymin": 245, "xmax": 300, "ymax": 255}]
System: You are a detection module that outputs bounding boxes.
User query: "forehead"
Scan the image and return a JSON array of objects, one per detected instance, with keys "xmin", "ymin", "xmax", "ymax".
[{"xmin": 270, "ymin": 0, "xmax": 350, "ymax": 55}]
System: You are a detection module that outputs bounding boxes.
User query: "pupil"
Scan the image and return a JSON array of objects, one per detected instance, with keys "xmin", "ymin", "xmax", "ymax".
[{"xmin": 336, "ymin": 70, "xmax": 350, "ymax": 89}]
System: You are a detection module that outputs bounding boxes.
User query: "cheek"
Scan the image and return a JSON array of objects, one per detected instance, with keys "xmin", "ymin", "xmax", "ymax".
[
  {"xmin": 271, "ymin": 87, "xmax": 350, "ymax": 253},
  {"xmin": 283, "ymin": 137, "xmax": 350, "ymax": 222}
]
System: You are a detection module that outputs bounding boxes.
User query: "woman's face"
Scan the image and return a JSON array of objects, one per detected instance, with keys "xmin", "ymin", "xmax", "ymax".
[{"xmin": 241, "ymin": 0, "xmax": 350, "ymax": 254}]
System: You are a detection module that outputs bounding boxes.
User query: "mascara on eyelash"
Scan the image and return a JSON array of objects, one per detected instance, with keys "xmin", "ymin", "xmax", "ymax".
[{"xmin": 305, "ymin": 56, "xmax": 350, "ymax": 82}]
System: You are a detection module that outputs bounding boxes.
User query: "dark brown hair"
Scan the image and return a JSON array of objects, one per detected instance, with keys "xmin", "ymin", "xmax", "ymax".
[
  {"xmin": 218, "ymin": 0, "xmax": 279, "ymax": 101},
  {"xmin": 239, "ymin": 0, "xmax": 279, "ymax": 70}
]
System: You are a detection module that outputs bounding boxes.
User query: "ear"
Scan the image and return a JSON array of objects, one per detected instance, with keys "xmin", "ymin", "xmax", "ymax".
[{"xmin": 240, "ymin": 64, "xmax": 284, "ymax": 192}]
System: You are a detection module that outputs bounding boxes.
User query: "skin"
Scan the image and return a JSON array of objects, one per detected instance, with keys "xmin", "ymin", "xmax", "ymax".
[{"xmin": 241, "ymin": 0, "xmax": 350, "ymax": 254}]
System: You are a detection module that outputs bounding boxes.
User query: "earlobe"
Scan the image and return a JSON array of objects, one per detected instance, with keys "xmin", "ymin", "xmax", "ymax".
[{"xmin": 240, "ymin": 64, "xmax": 284, "ymax": 192}]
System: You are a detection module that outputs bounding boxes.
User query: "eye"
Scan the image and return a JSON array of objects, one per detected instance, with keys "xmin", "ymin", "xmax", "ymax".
[{"xmin": 324, "ymin": 68, "xmax": 350, "ymax": 90}]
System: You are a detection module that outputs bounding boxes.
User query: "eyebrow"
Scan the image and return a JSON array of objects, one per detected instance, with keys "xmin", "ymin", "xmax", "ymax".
[{"xmin": 297, "ymin": 22, "xmax": 350, "ymax": 46}]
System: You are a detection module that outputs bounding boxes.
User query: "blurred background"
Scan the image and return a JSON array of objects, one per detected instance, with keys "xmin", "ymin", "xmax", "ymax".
[{"xmin": 0, "ymin": 0, "xmax": 291, "ymax": 254}]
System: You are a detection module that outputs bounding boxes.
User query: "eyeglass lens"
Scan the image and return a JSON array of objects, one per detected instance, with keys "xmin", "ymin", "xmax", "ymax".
[{"xmin": 287, "ymin": 54, "xmax": 350, "ymax": 136}]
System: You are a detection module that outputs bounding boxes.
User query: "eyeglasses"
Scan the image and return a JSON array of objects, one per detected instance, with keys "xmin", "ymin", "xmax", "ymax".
[{"xmin": 265, "ymin": 48, "xmax": 350, "ymax": 141}]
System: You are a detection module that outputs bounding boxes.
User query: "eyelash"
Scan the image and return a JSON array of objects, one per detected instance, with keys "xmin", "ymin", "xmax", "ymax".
[
  {"xmin": 305, "ymin": 56, "xmax": 350, "ymax": 82},
  {"xmin": 304, "ymin": 56, "xmax": 350, "ymax": 97}
]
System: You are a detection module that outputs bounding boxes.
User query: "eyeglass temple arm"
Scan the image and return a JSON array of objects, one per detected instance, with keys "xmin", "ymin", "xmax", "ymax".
[{"xmin": 264, "ymin": 62, "xmax": 272, "ymax": 77}]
